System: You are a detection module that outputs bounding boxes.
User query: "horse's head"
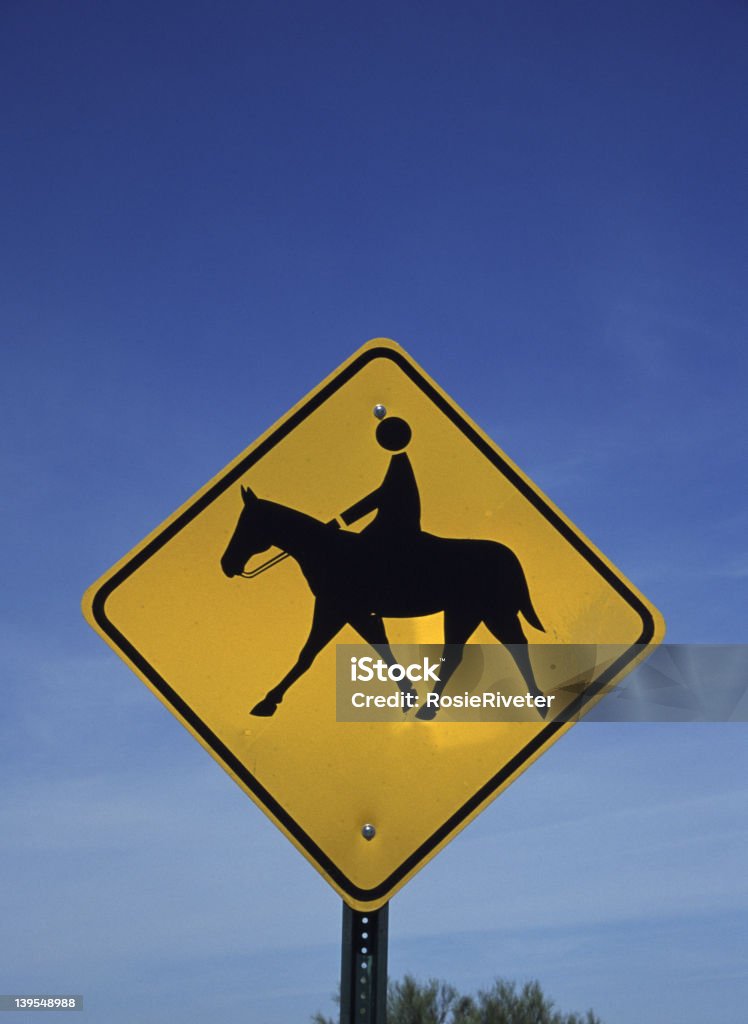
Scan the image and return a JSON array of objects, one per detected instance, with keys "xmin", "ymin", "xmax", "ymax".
[{"xmin": 220, "ymin": 486, "xmax": 273, "ymax": 577}]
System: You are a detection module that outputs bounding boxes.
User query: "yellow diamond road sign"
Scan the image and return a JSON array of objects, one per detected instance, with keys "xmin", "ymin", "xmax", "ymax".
[{"xmin": 83, "ymin": 338, "xmax": 664, "ymax": 909}]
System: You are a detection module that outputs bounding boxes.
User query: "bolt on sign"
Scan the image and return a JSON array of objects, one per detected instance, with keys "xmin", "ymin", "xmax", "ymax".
[{"xmin": 82, "ymin": 338, "xmax": 664, "ymax": 910}]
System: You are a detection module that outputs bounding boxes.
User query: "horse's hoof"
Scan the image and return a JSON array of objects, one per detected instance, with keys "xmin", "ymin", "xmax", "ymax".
[
  {"xmin": 251, "ymin": 697, "xmax": 279, "ymax": 717},
  {"xmin": 400, "ymin": 687, "xmax": 418, "ymax": 713},
  {"xmin": 415, "ymin": 704, "xmax": 438, "ymax": 721},
  {"xmin": 529, "ymin": 692, "xmax": 549, "ymax": 720}
]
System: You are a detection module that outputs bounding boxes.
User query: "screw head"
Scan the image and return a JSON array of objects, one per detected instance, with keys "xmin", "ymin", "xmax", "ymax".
[
  {"xmin": 361, "ymin": 823, "xmax": 376, "ymax": 840},
  {"xmin": 373, "ymin": 404, "xmax": 387, "ymax": 420}
]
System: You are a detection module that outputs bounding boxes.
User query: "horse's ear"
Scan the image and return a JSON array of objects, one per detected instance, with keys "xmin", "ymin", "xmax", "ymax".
[{"xmin": 241, "ymin": 485, "xmax": 257, "ymax": 506}]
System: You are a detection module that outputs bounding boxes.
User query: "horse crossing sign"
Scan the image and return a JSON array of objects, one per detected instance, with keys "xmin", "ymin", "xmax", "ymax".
[{"xmin": 82, "ymin": 338, "xmax": 664, "ymax": 909}]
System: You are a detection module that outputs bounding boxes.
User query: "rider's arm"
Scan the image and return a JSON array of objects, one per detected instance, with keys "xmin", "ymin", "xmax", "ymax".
[{"xmin": 339, "ymin": 486, "xmax": 381, "ymax": 527}]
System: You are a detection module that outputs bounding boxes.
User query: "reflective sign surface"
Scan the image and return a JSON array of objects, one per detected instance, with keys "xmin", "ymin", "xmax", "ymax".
[{"xmin": 83, "ymin": 339, "xmax": 664, "ymax": 908}]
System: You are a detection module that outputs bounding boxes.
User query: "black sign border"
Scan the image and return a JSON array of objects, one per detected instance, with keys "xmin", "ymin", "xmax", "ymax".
[{"xmin": 91, "ymin": 344, "xmax": 656, "ymax": 904}]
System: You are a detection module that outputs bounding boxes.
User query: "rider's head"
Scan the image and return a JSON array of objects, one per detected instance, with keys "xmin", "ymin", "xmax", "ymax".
[{"xmin": 376, "ymin": 417, "xmax": 412, "ymax": 452}]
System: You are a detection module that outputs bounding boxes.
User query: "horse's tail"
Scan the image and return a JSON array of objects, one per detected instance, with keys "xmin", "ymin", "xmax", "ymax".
[
  {"xmin": 521, "ymin": 588, "xmax": 544, "ymax": 632},
  {"xmin": 516, "ymin": 560, "xmax": 544, "ymax": 632}
]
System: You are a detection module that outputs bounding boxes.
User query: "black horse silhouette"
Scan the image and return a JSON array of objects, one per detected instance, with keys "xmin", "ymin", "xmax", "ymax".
[{"xmin": 221, "ymin": 486, "xmax": 545, "ymax": 719}]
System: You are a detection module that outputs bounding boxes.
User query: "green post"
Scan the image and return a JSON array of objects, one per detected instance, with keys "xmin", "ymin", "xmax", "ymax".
[{"xmin": 340, "ymin": 901, "xmax": 388, "ymax": 1024}]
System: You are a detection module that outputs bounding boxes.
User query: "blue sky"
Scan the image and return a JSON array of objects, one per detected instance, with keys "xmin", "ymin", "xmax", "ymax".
[{"xmin": 1, "ymin": 2, "xmax": 746, "ymax": 1022}]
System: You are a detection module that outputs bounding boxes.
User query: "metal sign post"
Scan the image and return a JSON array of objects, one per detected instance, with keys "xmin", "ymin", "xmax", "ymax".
[{"xmin": 340, "ymin": 902, "xmax": 389, "ymax": 1024}]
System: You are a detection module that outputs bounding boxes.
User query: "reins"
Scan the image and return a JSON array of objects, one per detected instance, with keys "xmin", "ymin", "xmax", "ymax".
[
  {"xmin": 237, "ymin": 516, "xmax": 341, "ymax": 579},
  {"xmin": 238, "ymin": 551, "xmax": 290, "ymax": 578}
]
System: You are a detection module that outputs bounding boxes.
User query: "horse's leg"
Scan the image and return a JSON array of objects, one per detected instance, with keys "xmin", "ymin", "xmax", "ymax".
[
  {"xmin": 415, "ymin": 608, "xmax": 481, "ymax": 721},
  {"xmin": 349, "ymin": 612, "xmax": 396, "ymax": 667},
  {"xmin": 483, "ymin": 614, "xmax": 547, "ymax": 718},
  {"xmin": 250, "ymin": 601, "xmax": 344, "ymax": 717},
  {"xmin": 349, "ymin": 612, "xmax": 416, "ymax": 713}
]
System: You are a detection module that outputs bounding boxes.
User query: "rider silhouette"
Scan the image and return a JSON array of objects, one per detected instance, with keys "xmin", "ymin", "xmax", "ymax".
[{"xmin": 337, "ymin": 417, "xmax": 420, "ymax": 546}]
